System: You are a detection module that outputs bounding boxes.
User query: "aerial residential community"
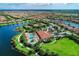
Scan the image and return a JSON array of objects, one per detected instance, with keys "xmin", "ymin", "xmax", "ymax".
[{"xmin": 0, "ymin": 3, "xmax": 79, "ymax": 56}]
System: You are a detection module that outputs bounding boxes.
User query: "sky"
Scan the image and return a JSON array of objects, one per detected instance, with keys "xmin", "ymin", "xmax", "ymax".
[{"xmin": 0, "ymin": 3, "xmax": 79, "ymax": 10}]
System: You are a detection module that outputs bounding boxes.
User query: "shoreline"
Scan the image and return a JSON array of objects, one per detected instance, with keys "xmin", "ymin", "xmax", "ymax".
[
  {"xmin": 65, "ymin": 18, "xmax": 79, "ymax": 23},
  {"xmin": 0, "ymin": 21, "xmax": 23, "ymax": 27},
  {"xmin": 11, "ymin": 30, "xmax": 35, "ymax": 56}
]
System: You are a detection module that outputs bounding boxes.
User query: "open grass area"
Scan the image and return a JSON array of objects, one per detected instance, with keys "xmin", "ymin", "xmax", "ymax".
[
  {"xmin": 40, "ymin": 37, "xmax": 79, "ymax": 56},
  {"xmin": 0, "ymin": 22, "xmax": 16, "ymax": 26}
]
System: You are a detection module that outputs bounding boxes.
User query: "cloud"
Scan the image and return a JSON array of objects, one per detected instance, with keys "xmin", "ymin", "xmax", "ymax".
[{"xmin": 0, "ymin": 3, "xmax": 79, "ymax": 10}]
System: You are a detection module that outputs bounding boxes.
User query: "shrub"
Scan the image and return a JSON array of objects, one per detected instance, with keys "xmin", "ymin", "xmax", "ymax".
[
  {"xmin": 67, "ymin": 34, "xmax": 79, "ymax": 44},
  {"xmin": 38, "ymin": 49, "xmax": 46, "ymax": 56}
]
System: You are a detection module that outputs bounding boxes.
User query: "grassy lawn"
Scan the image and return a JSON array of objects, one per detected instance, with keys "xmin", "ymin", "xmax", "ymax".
[
  {"xmin": 40, "ymin": 37, "xmax": 79, "ymax": 56},
  {"xmin": 0, "ymin": 23, "xmax": 7, "ymax": 26},
  {"xmin": 0, "ymin": 22, "xmax": 16, "ymax": 26},
  {"xmin": 0, "ymin": 21, "xmax": 22, "ymax": 26}
]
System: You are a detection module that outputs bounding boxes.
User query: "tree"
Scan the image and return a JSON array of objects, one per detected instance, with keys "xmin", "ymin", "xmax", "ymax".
[{"xmin": 38, "ymin": 48, "xmax": 46, "ymax": 56}]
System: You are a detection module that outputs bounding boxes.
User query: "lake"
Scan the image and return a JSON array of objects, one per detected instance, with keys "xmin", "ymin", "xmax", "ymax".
[{"xmin": 0, "ymin": 24, "xmax": 23, "ymax": 56}]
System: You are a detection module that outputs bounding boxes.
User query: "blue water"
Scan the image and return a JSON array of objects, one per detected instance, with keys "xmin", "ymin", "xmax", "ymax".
[
  {"xmin": 29, "ymin": 33, "xmax": 34, "ymax": 42},
  {"xmin": 63, "ymin": 20, "xmax": 79, "ymax": 28},
  {"xmin": 0, "ymin": 24, "xmax": 24, "ymax": 56}
]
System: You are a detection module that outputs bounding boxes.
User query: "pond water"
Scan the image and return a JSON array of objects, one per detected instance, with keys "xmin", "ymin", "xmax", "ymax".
[{"xmin": 0, "ymin": 24, "xmax": 24, "ymax": 56}]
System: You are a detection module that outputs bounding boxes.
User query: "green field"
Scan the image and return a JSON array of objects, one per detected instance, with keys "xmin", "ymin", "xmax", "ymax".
[{"xmin": 40, "ymin": 37, "xmax": 79, "ymax": 56}]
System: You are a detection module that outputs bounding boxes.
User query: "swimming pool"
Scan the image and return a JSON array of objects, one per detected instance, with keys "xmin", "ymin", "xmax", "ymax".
[{"xmin": 28, "ymin": 33, "xmax": 34, "ymax": 42}]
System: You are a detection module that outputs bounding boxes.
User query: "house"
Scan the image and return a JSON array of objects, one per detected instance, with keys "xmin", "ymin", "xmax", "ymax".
[
  {"xmin": 47, "ymin": 26, "xmax": 55, "ymax": 31},
  {"xmin": 0, "ymin": 16, "xmax": 6, "ymax": 23}
]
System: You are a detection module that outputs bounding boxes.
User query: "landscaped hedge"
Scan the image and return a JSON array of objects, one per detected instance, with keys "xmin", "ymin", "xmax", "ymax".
[
  {"xmin": 66, "ymin": 35, "xmax": 79, "ymax": 44},
  {"xmin": 20, "ymin": 34, "xmax": 27, "ymax": 46},
  {"xmin": 38, "ymin": 48, "xmax": 58, "ymax": 56}
]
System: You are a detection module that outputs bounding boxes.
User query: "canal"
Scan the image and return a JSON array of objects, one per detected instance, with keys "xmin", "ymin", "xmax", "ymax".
[
  {"xmin": 51, "ymin": 19, "xmax": 79, "ymax": 28},
  {"xmin": 63, "ymin": 20, "xmax": 79, "ymax": 28}
]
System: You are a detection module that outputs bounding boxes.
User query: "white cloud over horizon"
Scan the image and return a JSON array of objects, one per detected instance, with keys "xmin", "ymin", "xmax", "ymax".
[{"xmin": 0, "ymin": 3, "xmax": 79, "ymax": 10}]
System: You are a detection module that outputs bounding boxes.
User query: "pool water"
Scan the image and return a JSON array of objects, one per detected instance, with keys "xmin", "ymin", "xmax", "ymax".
[{"xmin": 28, "ymin": 33, "xmax": 34, "ymax": 42}]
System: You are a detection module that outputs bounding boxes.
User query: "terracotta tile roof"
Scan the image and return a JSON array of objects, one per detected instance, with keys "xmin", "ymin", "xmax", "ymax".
[{"xmin": 36, "ymin": 31, "xmax": 51, "ymax": 40}]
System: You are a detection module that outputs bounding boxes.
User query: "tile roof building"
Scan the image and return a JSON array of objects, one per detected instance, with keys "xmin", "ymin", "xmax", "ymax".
[{"xmin": 36, "ymin": 31, "xmax": 51, "ymax": 40}]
